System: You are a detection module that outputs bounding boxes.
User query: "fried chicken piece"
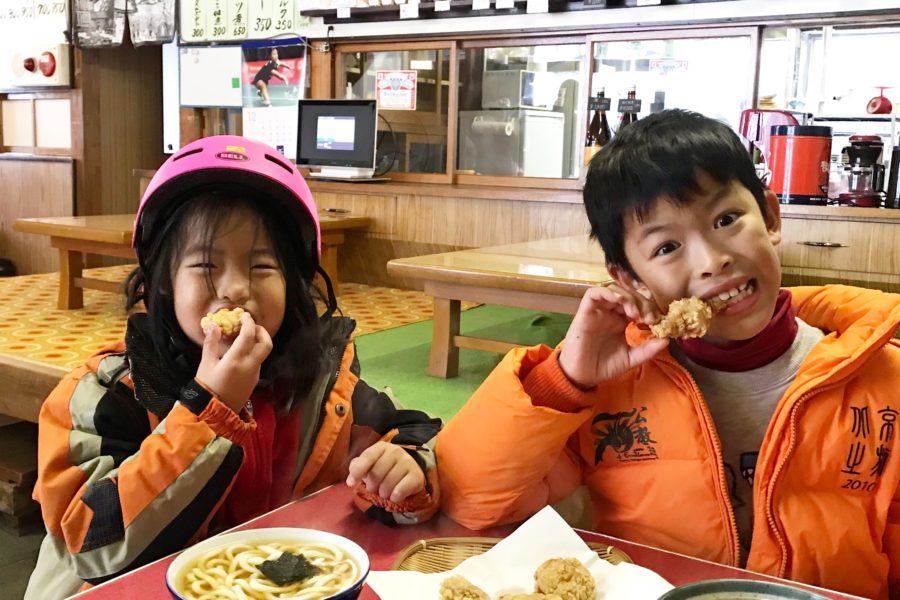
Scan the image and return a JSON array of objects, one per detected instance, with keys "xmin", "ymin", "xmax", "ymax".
[
  {"xmin": 439, "ymin": 575, "xmax": 490, "ymax": 600},
  {"xmin": 533, "ymin": 558, "xmax": 595, "ymax": 600},
  {"xmin": 499, "ymin": 594, "xmax": 563, "ymax": 600},
  {"xmin": 200, "ymin": 307, "xmax": 245, "ymax": 337},
  {"xmin": 650, "ymin": 297, "xmax": 713, "ymax": 339}
]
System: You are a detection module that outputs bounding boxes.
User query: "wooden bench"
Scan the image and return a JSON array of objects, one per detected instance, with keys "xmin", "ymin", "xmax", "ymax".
[
  {"xmin": 14, "ymin": 211, "xmax": 372, "ymax": 308},
  {"xmin": 387, "ymin": 235, "xmax": 612, "ymax": 378}
]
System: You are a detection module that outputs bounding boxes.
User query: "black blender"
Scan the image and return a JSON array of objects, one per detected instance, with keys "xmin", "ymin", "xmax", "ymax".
[{"xmin": 838, "ymin": 135, "xmax": 885, "ymax": 207}]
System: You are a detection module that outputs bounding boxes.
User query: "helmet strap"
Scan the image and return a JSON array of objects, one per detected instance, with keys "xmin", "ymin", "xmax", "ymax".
[{"xmin": 315, "ymin": 266, "xmax": 338, "ymax": 317}]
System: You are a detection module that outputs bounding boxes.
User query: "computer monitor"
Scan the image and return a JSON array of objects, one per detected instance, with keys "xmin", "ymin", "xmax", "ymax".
[{"xmin": 296, "ymin": 99, "xmax": 378, "ymax": 180}]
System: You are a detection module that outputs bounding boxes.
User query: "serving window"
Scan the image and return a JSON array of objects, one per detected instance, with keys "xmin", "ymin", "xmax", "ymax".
[{"xmin": 335, "ymin": 42, "xmax": 456, "ymax": 183}]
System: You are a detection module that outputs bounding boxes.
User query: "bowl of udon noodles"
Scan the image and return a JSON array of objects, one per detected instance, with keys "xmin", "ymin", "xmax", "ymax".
[{"xmin": 165, "ymin": 527, "xmax": 369, "ymax": 600}]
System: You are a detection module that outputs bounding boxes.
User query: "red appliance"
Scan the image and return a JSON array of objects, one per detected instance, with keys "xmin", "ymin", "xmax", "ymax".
[{"xmin": 768, "ymin": 125, "xmax": 833, "ymax": 205}]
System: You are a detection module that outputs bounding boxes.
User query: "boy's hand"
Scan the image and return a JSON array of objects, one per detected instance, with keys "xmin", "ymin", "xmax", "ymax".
[
  {"xmin": 196, "ymin": 311, "xmax": 273, "ymax": 413},
  {"xmin": 558, "ymin": 284, "xmax": 669, "ymax": 390},
  {"xmin": 346, "ymin": 441, "xmax": 425, "ymax": 503}
]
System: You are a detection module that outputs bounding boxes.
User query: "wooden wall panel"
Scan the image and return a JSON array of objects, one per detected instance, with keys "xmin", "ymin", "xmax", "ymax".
[
  {"xmin": 309, "ymin": 46, "xmax": 334, "ymax": 99},
  {"xmin": 75, "ymin": 41, "xmax": 165, "ymax": 218},
  {"xmin": 308, "ymin": 186, "xmax": 590, "ymax": 289},
  {"xmin": 0, "ymin": 159, "xmax": 74, "ymax": 275}
]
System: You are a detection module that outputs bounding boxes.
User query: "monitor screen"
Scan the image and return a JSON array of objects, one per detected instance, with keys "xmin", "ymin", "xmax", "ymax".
[{"xmin": 296, "ymin": 100, "xmax": 377, "ymax": 169}]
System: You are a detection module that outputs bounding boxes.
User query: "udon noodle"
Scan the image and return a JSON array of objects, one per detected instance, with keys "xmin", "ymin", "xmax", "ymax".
[{"xmin": 176, "ymin": 539, "xmax": 360, "ymax": 600}]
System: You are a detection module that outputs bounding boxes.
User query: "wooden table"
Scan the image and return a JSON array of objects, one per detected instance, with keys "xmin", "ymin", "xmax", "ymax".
[
  {"xmin": 14, "ymin": 211, "xmax": 372, "ymax": 308},
  {"xmin": 70, "ymin": 484, "xmax": 861, "ymax": 600},
  {"xmin": 387, "ymin": 235, "xmax": 612, "ymax": 378}
]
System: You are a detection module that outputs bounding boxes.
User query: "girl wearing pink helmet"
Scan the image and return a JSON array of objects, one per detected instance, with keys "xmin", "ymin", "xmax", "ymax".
[{"xmin": 26, "ymin": 136, "xmax": 441, "ymax": 599}]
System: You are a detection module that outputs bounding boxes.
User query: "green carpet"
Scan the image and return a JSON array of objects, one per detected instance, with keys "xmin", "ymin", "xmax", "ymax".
[{"xmin": 353, "ymin": 305, "xmax": 572, "ymax": 423}]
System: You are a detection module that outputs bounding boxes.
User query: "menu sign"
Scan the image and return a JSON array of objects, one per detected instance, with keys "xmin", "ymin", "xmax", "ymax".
[
  {"xmin": 181, "ymin": 0, "xmax": 302, "ymax": 43},
  {"xmin": 0, "ymin": 0, "xmax": 67, "ymax": 43},
  {"xmin": 617, "ymin": 98, "xmax": 642, "ymax": 113}
]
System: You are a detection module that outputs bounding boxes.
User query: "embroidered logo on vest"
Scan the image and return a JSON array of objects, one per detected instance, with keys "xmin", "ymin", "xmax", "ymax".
[
  {"xmin": 592, "ymin": 406, "xmax": 657, "ymax": 463},
  {"xmin": 840, "ymin": 404, "xmax": 897, "ymax": 493}
]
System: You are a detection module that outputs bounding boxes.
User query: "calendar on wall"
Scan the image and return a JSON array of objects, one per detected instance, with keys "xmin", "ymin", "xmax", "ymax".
[
  {"xmin": 243, "ymin": 106, "xmax": 298, "ymax": 159},
  {"xmin": 180, "ymin": 0, "xmax": 309, "ymax": 44}
]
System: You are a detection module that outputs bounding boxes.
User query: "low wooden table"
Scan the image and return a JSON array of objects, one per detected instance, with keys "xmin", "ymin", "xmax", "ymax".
[
  {"xmin": 14, "ymin": 211, "xmax": 372, "ymax": 308},
  {"xmin": 71, "ymin": 484, "xmax": 862, "ymax": 600},
  {"xmin": 387, "ymin": 235, "xmax": 612, "ymax": 378}
]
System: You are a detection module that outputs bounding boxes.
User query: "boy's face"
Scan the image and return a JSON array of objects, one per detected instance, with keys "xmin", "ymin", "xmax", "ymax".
[
  {"xmin": 171, "ymin": 206, "xmax": 286, "ymax": 348},
  {"xmin": 612, "ymin": 172, "xmax": 782, "ymax": 343}
]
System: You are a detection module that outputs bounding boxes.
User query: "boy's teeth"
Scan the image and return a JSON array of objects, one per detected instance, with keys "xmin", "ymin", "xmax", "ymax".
[{"xmin": 709, "ymin": 281, "xmax": 755, "ymax": 310}]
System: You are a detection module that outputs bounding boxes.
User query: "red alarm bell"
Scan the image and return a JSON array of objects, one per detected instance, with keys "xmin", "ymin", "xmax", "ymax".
[
  {"xmin": 867, "ymin": 86, "xmax": 893, "ymax": 115},
  {"xmin": 38, "ymin": 51, "xmax": 56, "ymax": 77}
]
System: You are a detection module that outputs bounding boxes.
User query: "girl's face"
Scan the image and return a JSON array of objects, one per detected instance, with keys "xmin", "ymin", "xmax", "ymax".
[
  {"xmin": 172, "ymin": 205, "xmax": 286, "ymax": 348},
  {"xmin": 615, "ymin": 172, "xmax": 782, "ymax": 343}
]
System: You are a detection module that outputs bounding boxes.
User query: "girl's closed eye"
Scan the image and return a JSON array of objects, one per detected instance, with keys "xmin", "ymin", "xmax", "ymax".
[{"xmin": 252, "ymin": 263, "xmax": 279, "ymax": 270}]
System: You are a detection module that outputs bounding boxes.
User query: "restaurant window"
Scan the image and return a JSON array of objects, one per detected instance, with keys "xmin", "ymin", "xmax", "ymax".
[
  {"xmin": 587, "ymin": 29, "xmax": 759, "ymax": 135},
  {"xmin": 760, "ymin": 24, "xmax": 900, "ymax": 117},
  {"xmin": 456, "ymin": 40, "xmax": 587, "ymax": 186},
  {"xmin": 758, "ymin": 24, "xmax": 900, "ymax": 179},
  {"xmin": 336, "ymin": 43, "xmax": 455, "ymax": 183}
]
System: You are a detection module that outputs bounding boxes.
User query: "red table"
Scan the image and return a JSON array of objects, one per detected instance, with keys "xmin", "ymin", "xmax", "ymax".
[{"xmin": 71, "ymin": 485, "xmax": 861, "ymax": 600}]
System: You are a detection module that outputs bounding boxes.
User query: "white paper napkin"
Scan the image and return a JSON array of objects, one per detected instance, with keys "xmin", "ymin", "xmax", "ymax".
[{"xmin": 367, "ymin": 506, "xmax": 673, "ymax": 599}]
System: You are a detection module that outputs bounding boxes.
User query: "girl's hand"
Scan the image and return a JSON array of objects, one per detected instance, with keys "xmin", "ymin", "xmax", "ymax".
[
  {"xmin": 346, "ymin": 442, "xmax": 425, "ymax": 503},
  {"xmin": 196, "ymin": 311, "xmax": 273, "ymax": 413},
  {"xmin": 558, "ymin": 284, "xmax": 669, "ymax": 390}
]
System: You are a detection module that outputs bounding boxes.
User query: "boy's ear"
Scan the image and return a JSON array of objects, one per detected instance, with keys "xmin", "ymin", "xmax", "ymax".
[
  {"xmin": 608, "ymin": 263, "xmax": 650, "ymax": 296},
  {"xmin": 763, "ymin": 190, "xmax": 782, "ymax": 246}
]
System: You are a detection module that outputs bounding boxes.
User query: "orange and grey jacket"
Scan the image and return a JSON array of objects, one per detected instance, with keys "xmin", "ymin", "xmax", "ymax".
[
  {"xmin": 28, "ymin": 315, "xmax": 440, "ymax": 597},
  {"xmin": 437, "ymin": 285, "xmax": 900, "ymax": 599}
]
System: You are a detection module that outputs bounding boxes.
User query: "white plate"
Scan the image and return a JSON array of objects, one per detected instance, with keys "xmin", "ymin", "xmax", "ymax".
[{"xmin": 165, "ymin": 527, "xmax": 370, "ymax": 600}]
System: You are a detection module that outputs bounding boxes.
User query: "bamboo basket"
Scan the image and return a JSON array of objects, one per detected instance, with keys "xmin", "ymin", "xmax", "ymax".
[{"xmin": 391, "ymin": 536, "xmax": 631, "ymax": 572}]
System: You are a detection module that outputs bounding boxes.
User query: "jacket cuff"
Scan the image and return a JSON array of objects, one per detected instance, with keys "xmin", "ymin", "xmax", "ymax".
[
  {"xmin": 524, "ymin": 349, "xmax": 595, "ymax": 412},
  {"xmin": 352, "ymin": 439, "xmax": 441, "ymax": 524},
  {"xmin": 179, "ymin": 379, "xmax": 214, "ymax": 415},
  {"xmin": 197, "ymin": 397, "xmax": 256, "ymax": 445}
]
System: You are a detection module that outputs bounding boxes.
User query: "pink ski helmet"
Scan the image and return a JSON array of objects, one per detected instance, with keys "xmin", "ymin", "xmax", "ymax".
[{"xmin": 134, "ymin": 135, "xmax": 320, "ymax": 280}]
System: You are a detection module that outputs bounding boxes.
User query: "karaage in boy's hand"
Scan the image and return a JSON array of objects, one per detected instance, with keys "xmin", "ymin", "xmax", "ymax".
[
  {"xmin": 650, "ymin": 297, "xmax": 713, "ymax": 339},
  {"xmin": 200, "ymin": 307, "xmax": 245, "ymax": 337},
  {"xmin": 533, "ymin": 558, "xmax": 595, "ymax": 600}
]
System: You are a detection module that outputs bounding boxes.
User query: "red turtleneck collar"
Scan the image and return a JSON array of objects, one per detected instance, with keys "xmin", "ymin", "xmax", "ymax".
[{"xmin": 675, "ymin": 289, "xmax": 798, "ymax": 372}]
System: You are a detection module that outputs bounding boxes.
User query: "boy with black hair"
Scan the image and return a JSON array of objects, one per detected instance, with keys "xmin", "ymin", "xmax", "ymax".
[{"xmin": 436, "ymin": 109, "xmax": 900, "ymax": 599}]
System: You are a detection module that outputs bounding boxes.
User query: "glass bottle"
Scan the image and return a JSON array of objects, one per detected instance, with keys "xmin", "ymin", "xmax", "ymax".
[
  {"xmin": 619, "ymin": 85, "xmax": 638, "ymax": 131},
  {"xmin": 596, "ymin": 88, "xmax": 612, "ymax": 148},
  {"xmin": 584, "ymin": 106, "xmax": 599, "ymax": 166}
]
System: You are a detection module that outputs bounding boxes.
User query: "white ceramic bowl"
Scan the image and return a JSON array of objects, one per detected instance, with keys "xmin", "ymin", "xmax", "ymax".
[{"xmin": 165, "ymin": 527, "xmax": 370, "ymax": 600}]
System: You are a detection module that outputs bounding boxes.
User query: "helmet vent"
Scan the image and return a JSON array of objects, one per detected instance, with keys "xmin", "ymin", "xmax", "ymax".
[
  {"xmin": 173, "ymin": 147, "xmax": 203, "ymax": 161},
  {"xmin": 265, "ymin": 153, "xmax": 294, "ymax": 175}
]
